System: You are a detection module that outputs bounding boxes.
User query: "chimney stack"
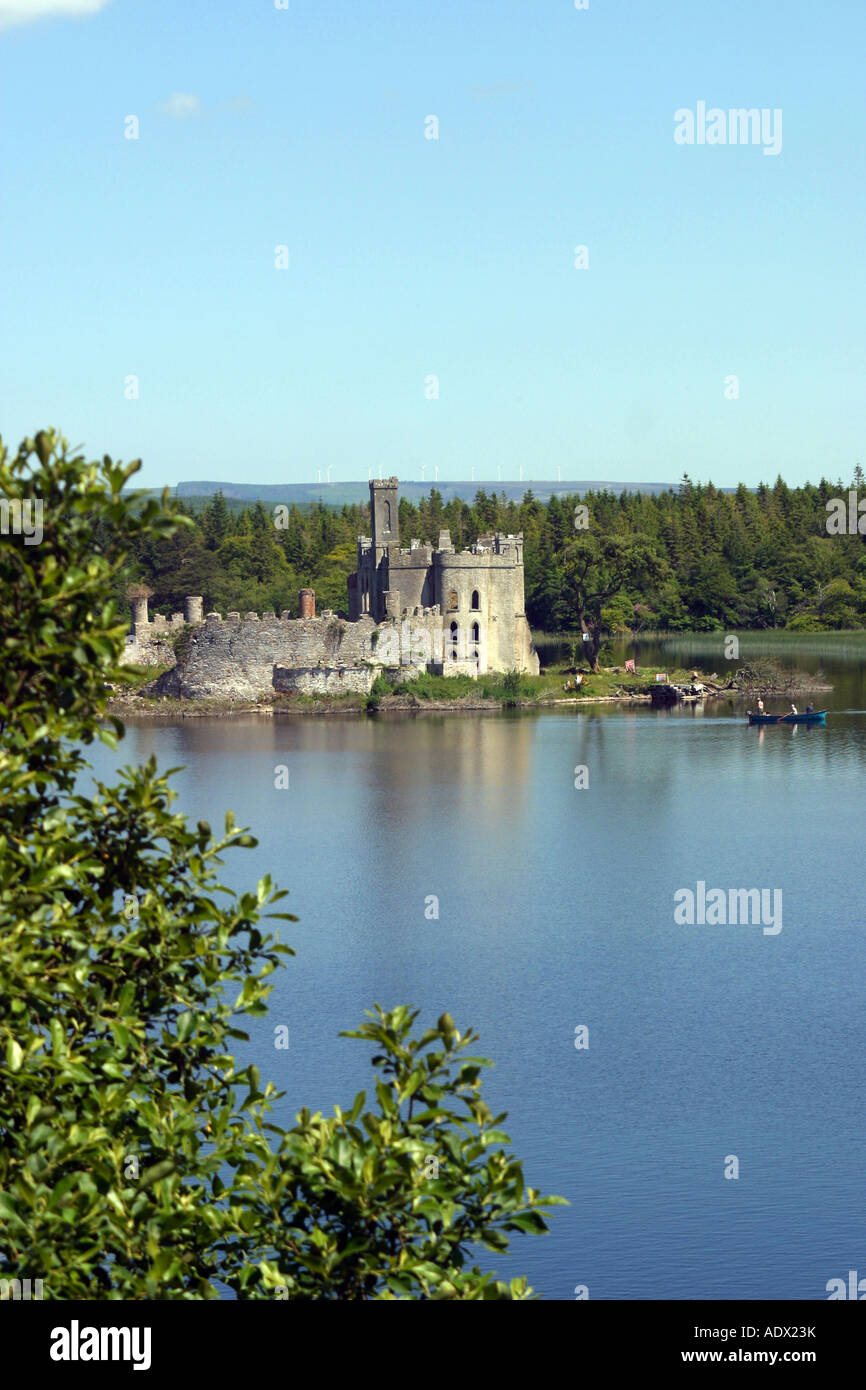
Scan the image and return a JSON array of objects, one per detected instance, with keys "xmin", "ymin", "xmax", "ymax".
[
  {"xmin": 299, "ymin": 588, "xmax": 316, "ymax": 619},
  {"xmin": 184, "ymin": 596, "xmax": 204, "ymax": 625}
]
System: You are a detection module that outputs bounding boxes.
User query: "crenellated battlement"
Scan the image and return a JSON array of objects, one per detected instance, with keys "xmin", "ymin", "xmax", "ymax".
[
  {"xmin": 128, "ymin": 589, "xmax": 345, "ymax": 670},
  {"xmin": 200, "ymin": 608, "xmax": 339, "ymax": 625},
  {"xmin": 131, "ymin": 589, "xmax": 341, "ymax": 640}
]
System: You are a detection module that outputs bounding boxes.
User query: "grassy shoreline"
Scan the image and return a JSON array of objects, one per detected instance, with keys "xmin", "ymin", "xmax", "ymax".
[{"xmin": 108, "ymin": 662, "xmax": 721, "ymax": 719}]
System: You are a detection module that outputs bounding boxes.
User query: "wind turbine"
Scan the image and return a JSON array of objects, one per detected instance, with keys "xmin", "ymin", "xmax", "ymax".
[
  {"xmin": 421, "ymin": 464, "xmax": 427, "ymax": 482},
  {"xmin": 326, "ymin": 465, "xmax": 333, "ymax": 484},
  {"xmin": 434, "ymin": 466, "xmax": 439, "ymax": 482},
  {"xmin": 316, "ymin": 469, "xmax": 322, "ymax": 485}
]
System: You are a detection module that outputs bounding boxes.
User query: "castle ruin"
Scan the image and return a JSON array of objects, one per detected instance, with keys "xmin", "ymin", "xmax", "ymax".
[
  {"xmin": 348, "ymin": 478, "xmax": 538, "ymax": 677},
  {"xmin": 133, "ymin": 479, "xmax": 539, "ymax": 700}
]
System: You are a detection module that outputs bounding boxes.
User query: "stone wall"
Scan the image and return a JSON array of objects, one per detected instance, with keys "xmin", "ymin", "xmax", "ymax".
[
  {"xmin": 151, "ymin": 605, "xmax": 513, "ymax": 701},
  {"xmin": 154, "ymin": 613, "xmax": 381, "ymax": 700},
  {"xmin": 125, "ymin": 610, "xmax": 186, "ymax": 668},
  {"xmin": 383, "ymin": 546, "xmax": 436, "ymax": 615},
  {"xmin": 273, "ymin": 664, "xmax": 374, "ymax": 696},
  {"xmin": 124, "ymin": 634, "xmax": 177, "ymax": 668},
  {"xmin": 123, "ymin": 636, "xmax": 176, "ymax": 667},
  {"xmin": 431, "ymin": 545, "xmax": 539, "ymax": 676}
]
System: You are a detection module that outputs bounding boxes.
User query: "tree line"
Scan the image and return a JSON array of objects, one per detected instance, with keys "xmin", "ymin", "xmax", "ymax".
[{"xmin": 122, "ymin": 469, "xmax": 866, "ymax": 637}]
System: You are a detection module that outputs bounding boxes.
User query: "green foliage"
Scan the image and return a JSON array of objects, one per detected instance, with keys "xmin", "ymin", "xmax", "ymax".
[
  {"xmin": 562, "ymin": 533, "xmax": 670, "ymax": 669},
  {"xmin": 500, "ymin": 669, "xmax": 522, "ymax": 698},
  {"xmin": 0, "ymin": 430, "xmax": 561, "ymax": 1299},
  {"xmin": 381, "ymin": 670, "xmax": 540, "ymax": 704},
  {"xmin": 601, "ymin": 593, "xmax": 636, "ymax": 633},
  {"xmin": 254, "ymin": 1007, "xmax": 566, "ymax": 1300},
  {"xmin": 785, "ymin": 613, "xmax": 825, "ymax": 632},
  {"xmin": 492, "ymin": 669, "xmax": 541, "ymax": 706},
  {"xmin": 387, "ymin": 671, "xmax": 480, "ymax": 700}
]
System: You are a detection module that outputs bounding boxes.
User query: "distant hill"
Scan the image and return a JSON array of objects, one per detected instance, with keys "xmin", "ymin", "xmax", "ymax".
[{"xmin": 174, "ymin": 479, "xmax": 679, "ymax": 506}]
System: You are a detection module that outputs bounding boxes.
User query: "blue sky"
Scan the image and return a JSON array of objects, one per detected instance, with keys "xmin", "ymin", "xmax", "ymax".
[{"xmin": 1, "ymin": 0, "xmax": 864, "ymax": 490}]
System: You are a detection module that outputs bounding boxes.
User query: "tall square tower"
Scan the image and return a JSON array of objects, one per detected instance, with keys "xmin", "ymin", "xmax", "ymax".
[{"xmin": 370, "ymin": 477, "xmax": 399, "ymax": 551}]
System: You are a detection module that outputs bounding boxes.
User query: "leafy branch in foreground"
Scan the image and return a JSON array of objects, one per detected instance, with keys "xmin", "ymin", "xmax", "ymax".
[
  {"xmin": 0, "ymin": 430, "xmax": 563, "ymax": 1299},
  {"xmin": 248, "ymin": 1006, "xmax": 566, "ymax": 1300}
]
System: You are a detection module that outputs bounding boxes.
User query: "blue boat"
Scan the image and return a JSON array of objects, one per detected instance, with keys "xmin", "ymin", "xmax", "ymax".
[{"xmin": 747, "ymin": 710, "xmax": 827, "ymax": 725}]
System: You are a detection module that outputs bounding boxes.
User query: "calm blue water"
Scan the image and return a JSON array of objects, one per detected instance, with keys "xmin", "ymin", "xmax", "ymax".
[{"xmin": 89, "ymin": 662, "xmax": 866, "ymax": 1300}]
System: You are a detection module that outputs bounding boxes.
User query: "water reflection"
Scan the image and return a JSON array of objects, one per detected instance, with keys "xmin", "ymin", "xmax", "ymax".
[{"xmin": 100, "ymin": 640, "xmax": 866, "ymax": 1300}]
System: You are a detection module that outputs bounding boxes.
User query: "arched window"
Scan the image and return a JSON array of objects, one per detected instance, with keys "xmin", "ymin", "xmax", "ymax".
[
  {"xmin": 384, "ymin": 500, "xmax": 392, "ymax": 531},
  {"xmin": 471, "ymin": 589, "xmax": 480, "ymax": 610},
  {"xmin": 449, "ymin": 621, "xmax": 459, "ymax": 659},
  {"xmin": 471, "ymin": 621, "xmax": 480, "ymax": 644},
  {"xmin": 448, "ymin": 589, "xmax": 459, "ymax": 611}
]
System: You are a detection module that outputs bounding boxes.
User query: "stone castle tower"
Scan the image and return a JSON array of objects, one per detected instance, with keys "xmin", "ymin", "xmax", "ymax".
[{"xmin": 348, "ymin": 478, "xmax": 539, "ymax": 676}]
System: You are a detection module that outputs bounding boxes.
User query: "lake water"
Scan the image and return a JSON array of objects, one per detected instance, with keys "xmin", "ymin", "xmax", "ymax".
[{"xmin": 90, "ymin": 636, "xmax": 866, "ymax": 1300}]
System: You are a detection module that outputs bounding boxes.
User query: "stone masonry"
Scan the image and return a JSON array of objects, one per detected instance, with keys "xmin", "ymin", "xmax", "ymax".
[{"xmin": 155, "ymin": 612, "xmax": 381, "ymax": 700}]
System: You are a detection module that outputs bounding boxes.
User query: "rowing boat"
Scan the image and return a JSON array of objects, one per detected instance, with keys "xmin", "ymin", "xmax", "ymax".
[{"xmin": 747, "ymin": 711, "xmax": 827, "ymax": 725}]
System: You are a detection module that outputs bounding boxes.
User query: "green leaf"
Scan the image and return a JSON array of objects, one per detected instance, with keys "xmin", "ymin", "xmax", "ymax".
[
  {"xmin": 0, "ymin": 1193, "xmax": 23, "ymax": 1225},
  {"xmin": 140, "ymin": 1160, "xmax": 176, "ymax": 1188},
  {"xmin": 506, "ymin": 1212, "xmax": 549, "ymax": 1234},
  {"xmin": 49, "ymin": 1018, "xmax": 65, "ymax": 1057},
  {"xmin": 376, "ymin": 1079, "xmax": 397, "ymax": 1117},
  {"xmin": 176, "ymin": 1012, "xmax": 194, "ymax": 1043}
]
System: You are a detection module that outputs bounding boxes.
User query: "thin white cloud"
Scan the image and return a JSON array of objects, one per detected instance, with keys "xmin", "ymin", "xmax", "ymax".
[
  {"xmin": 157, "ymin": 93, "xmax": 201, "ymax": 120},
  {"xmin": 0, "ymin": 0, "xmax": 113, "ymax": 28}
]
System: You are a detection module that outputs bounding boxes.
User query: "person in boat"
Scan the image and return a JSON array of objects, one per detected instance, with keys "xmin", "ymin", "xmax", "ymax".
[
  {"xmin": 790, "ymin": 703, "xmax": 798, "ymax": 715},
  {"xmin": 806, "ymin": 703, "xmax": 814, "ymax": 714},
  {"xmin": 756, "ymin": 697, "xmax": 765, "ymax": 715}
]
